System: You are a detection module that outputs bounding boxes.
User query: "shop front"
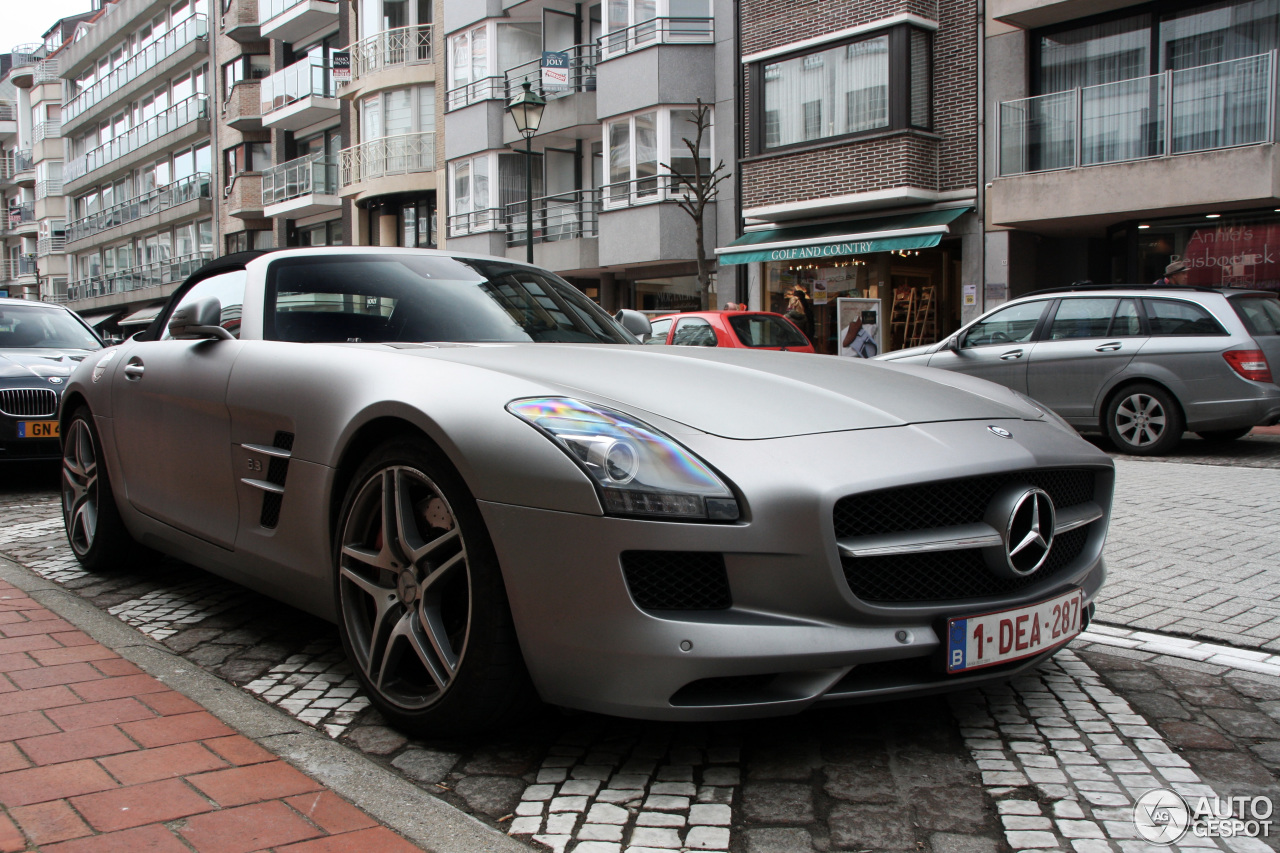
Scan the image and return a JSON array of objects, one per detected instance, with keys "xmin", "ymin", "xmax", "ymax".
[
  {"xmin": 1115, "ymin": 209, "xmax": 1280, "ymax": 291},
  {"xmin": 717, "ymin": 208, "xmax": 970, "ymax": 355}
]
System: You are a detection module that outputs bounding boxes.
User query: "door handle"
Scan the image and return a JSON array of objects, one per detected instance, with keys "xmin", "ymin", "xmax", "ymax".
[
  {"xmin": 123, "ymin": 359, "xmax": 145, "ymax": 380},
  {"xmin": 999, "ymin": 349, "xmax": 1024, "ymax": 360},
  {"xmin": 1095, "ymin": 342, "xmax": 1122, "ymax": 352}
]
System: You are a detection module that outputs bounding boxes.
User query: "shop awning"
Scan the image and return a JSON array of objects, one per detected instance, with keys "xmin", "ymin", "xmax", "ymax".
[
  {"xmin": 715, "ymin": 207, "xmax": 970, "ymax": 266},
  {"xmin": 117, "ymin": 303, "xmax": 166, "ymax": 327},
  {"xmin": 75, "ymin": 309, "xmax": 124, "ymax": 328}
]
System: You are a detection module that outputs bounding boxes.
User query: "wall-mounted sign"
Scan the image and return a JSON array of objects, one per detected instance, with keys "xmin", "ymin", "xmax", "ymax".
[
  {"xmin": 332, "ymin": 51, "xmax": 351, "ymax": 84},
  {"xmin": 541, "ymin": 51, "xmax": 570, "ymax": 91}
]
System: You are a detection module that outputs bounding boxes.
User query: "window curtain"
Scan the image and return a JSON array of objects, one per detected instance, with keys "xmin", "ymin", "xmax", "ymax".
[
  {"xmin": 1038, "ymin": 14, "xmax": 1151, "ymax": 93},
  {"xmin": 762, "ymin": 36, "xmax": 888, "ymax": 149}
]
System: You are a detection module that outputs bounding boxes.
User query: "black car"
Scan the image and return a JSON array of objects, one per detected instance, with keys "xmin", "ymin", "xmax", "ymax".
[{"xmin": 0, "ymin": 298, "xmax": 103, "ymax": 461}]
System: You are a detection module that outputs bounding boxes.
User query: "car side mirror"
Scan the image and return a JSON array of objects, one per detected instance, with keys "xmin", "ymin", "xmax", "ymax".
[
  {"xmin": 948, "ymin": 334, "xmax": 961, "ymax": 353},
  {"xmin": 615, "ymin": 309, "xmax": 652, "ymax": 338},
  {"xmin": 168, "ymin": 297, "xmax": 234, "ymax": 341}
]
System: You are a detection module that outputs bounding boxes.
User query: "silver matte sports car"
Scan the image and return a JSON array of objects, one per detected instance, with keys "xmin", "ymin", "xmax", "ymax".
[{"xmin": 60, "ymin": 248, "xmax": 1114, "ymax": 735}]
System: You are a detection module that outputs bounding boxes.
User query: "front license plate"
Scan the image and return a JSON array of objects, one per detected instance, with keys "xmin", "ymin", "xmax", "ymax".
[
  {"xmin": 17, "ymin": 420, "xmax": 59, "ymax": 439},
  {"xmin": 946, "ymin": 589, "xmax": 1083, "ymax": 673}
]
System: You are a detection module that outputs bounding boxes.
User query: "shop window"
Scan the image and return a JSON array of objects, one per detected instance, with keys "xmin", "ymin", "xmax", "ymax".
[{"xmin": 751, "ymin": 25, "xmax": 931, "ymax": 154}]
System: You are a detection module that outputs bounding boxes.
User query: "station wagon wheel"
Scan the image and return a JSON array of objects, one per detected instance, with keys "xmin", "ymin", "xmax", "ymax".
[
  {"xmin": 61, "ymin": 406, "xmax": 137, "ymax": 571},
  {"xmin": 1104, "ymin": 383, "xmax": 1184, "ymax": 456},
  {"xmin": 334, "ymin": 439, "xmax": 531, "ymax": 735}
]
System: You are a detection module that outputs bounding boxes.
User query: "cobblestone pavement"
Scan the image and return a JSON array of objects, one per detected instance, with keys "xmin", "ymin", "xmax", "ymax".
[{"xmin": 2, "ymin": 459, "xmax": 1279, "ymax": 852}]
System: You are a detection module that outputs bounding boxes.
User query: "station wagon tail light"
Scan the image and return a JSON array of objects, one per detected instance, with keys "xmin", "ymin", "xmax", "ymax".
[
  {"xmin": 508, "ymin": 397, "xmax": 740, "ymax": 522},
  {"xmin": 1223, "ymin": 349, "xmax": 1273, "ymax": 383}
]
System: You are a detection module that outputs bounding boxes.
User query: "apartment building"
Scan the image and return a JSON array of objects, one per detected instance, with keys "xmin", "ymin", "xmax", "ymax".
[
  {"xmin": 58, "ymin": 0, "xmax": 216, "ymax": 334},
  {"xmin": 2, "ymin": 17, "xmax": 94, "ymax": 304},
  {"xmin": 986, "ymin": 0, "xmax": 1280, "ymax": 295},
  {"xmin": 439, "ymin": 0, "xmax": 727, "ymax": 312}
]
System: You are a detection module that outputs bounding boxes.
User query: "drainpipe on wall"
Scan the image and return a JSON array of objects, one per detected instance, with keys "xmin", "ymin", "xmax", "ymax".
[{"xmin": 975, "ymin": 0, "xmax": 987, "ymax": 316}]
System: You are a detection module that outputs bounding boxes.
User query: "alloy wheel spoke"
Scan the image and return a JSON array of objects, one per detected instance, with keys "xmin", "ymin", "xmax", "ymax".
[
  {"xmin": 378, "ymin": 611, "xmax": 450, "ymax": 692},
  {"xmin": 406, "ymin": 610, "xmax": 454, "ymax": 689},
  {"xmin": 74, "ymin": 501, "xmax": 97, "ymax": 545},
  {"xmin": 392, "ymin": 469, "xmax": 430, "ymax": 564},
  {"xmin": 419, "ymin": 550, "xmax": 465, "ymax": 597},
  {"xmin": 340, "ymin": 565, "xmax": 401, "ymax": 676}
]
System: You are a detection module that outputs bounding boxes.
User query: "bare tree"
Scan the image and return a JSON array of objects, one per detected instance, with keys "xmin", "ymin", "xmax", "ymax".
[{"xmin": 662, "ymin": 99, "xmax": 731, "ymax": 310}]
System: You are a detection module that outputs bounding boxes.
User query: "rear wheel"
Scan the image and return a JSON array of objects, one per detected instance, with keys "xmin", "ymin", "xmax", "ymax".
[
  {"xmin": 1196, "ymin": 427, "xmax": 1252, "ymax": 442},
  {"xmin": 1104, "ymin": 384, "xmax": 1184, "ymax": 456},
  {"xmin": 61, "ymin": 406, "xmax": 139, "ymax": 571},
  {"xmin": 334, "ymin": 438, "xmax": 531, "ymax": 736}
]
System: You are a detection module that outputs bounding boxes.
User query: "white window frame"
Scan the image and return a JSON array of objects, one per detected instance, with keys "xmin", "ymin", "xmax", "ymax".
[
  {"xmin": 446, "ymin": 23, "xmax": 498, "ymax": 110},
  {"xmin": 602, "ymin": 106, "xmax": 714, "ymax": 209},
  {"xmin": 446, "ymin": 151, "xmax": 499, "ymax": 236},
  {"xmin": 600, "ymin": 0, "xmax": 713, "ymax": 60},
  {"xmin": 359, "ymin": 84, "xmax": 436, "ymax": 142}
]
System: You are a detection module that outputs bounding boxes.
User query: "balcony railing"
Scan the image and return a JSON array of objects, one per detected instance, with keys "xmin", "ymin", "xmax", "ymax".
[
  {"xmin": 445, "ymin": 76, "xmax": 505, "ymax": 111},
  {"xmin": 0, "ymin": 154, "xmax": 13, "ymax": 182},
  {"xmin": 35, "ymin": 179, "xmax": 62, "ymax": 199},
  {"xmin": 14, "ymin": 149, "xmax": 33, "ymax": 173},
  {"xmin": 505, "ymin": 189, "xmax": 600, "ymax": 247},
  {"xmin": 68, "ymin": 251, "xmax": 213, "ymax": 301},
  {"xmin": 340, "ymin": 132, "xmax": 434, "ymax": 187},
  {"xmin": 504, "ymin": 44, "xmax": 597, "ymax": 101},
  {"xmin": 0, "ymin": 101, "xmax": 14, "ymax": 122},
  {"xmin": 64, "ymin": 16, "xmax": 208, "ymax": 124},
  {"xmin": 599, "ymin": 17, "xmax": 713, "ymax": 59},
  {"xmin": 261, "ymin": 61, "xmax": 334, "ymax": 114},
  {"xmin": 6, "ymin": 202, "xmax": 35, "ymax": 226},
  {"xmin": 65, "ymin": 95, "xmax": 209, "ymax": 184},
  {"xmin": 446, "ymin": 207, "xmax": 502, "ymax": 238},
  {"xmin": 258, "ymin": 0, "xmax": 331, "ymax": 24},
  {"xmin": 263, "ymin": 153, "xmax": 337, "ymax": 205},
  {"xmin": 34, "ymin": 58, "xmax": 60, "ymax": 85},
  {"xmin": 999, "ymin": 52, "xmax": 1276, "ymax": 177},
  {"xmin": 9, "ymin": 45, "xmax": 41, "ymax": 68},
  {"xmin": 33, "ymin": 121, "xmax": 61, "ymax": 144},
  {"xmin": 37, "ymin": 236, "xmax": 66, "ymax": 256},
  {"xmin": 0, "ymin": 257, "xmax": 37, "ymax": 282},
  {"xmin": 602, "ymin": 173, "xmax": 711, "ymax": 208},
  {"xmin": 67, "ymin": 173, "xmax": 210, "ymax": 243},
  {"xmin": 349, "ymin": 24, "xmax": 432, "ymax": 81}
]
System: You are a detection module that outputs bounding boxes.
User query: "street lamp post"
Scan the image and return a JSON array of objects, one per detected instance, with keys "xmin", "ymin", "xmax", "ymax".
[{"xmin": 506, "ymin": 81, "xmax": 546, "ymax": 264}]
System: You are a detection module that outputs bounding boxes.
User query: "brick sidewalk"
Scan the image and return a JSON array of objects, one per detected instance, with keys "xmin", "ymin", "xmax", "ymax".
[{"xmin": 0, "ymin": 579, "xmax": 424, "ymax": 853}]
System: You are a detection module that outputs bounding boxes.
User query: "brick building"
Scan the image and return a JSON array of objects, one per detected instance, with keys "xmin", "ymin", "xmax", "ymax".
[{"xmin": 722, "ymin": 0, "xmax": 981, "ymax": 355}]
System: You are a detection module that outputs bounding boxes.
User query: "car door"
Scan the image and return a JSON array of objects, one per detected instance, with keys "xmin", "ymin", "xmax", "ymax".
[
  {"xmin": 927, "ymin": 299, "xmax": 1050, "ymax": 393},
  {"xmin": 1130, "ymin": 296, "xmax": 1233, "ymax": 411},
  {"xmin": 1026, "ymin": 297, "xmax": 1143, "ymax": 420},
  {"xmin": 111, "ymin": 271, "xmax": 247, "ymax": 549}
]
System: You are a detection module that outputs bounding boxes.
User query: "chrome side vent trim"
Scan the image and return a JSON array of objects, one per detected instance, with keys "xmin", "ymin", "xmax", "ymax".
[{"xmin": 242, "ymin": 430, "xmax": 295, "ymax": 529}]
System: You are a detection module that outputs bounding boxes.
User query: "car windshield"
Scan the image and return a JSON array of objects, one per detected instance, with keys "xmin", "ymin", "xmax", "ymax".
[
  {"xmin": 1232, "ymin": 295, "xmax": 1280, "ymax": 336},
  {"xmin": 266, "ymin": 254, "xmax": 635, "ymax": 345},
  {"xmin": 0, "ymin": 304, "xmax": 101, "ymax": 350},
  {"xmin": 728, "ymin": 314, "xmax": 810, "ymax": 347}
]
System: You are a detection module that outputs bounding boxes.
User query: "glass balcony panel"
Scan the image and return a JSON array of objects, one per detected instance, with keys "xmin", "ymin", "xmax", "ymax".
[
  {"xmin": 1080, "ymin": 75, "xmax": 1164, "ymax": 165},
  {"xmin": 65, "ymin": 95, "xmax": 208, "ymax": 184},
  {"xmin": 67, "ymin": 251, "xmax": 213, "ymax": 301},
  {"xmin": 599, "ymin": 17, "xmax": 712, "ymax": 60},
  {"xmin": 261, "ymin": 61, "xmax": 334, "ymax": 113},
  {"xmin": 65, "ymin": 173, "xmax": 210, "ymax": 243},
  {"xmin": 262, "ymin": 154, "xmax": 338, "ymax": 204},
  {"xmin": 1171, "ymin": 53, "xmax": 1271, "ymax": 154}
]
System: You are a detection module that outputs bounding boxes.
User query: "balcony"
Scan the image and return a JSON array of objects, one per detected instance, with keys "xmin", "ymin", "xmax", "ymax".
[
  {"xmin": 224, "ymin": 80, "xmax": 263, "ymax": 131},
  {"xmin": 446, "ymin": 207, "xmax": 503, "ymax": 239},
  {"xmin": 348, "ymin": 25, "xmax": 433, "ymax": 85},
  {"xmin": 261, "ymin": 61, "xmax": 337, "ymax": 131},
  {"xmin": 64, "ymin": 95, "xmax": 209, "ymax": 186},
  {"xmin": 8, "ymin": 45, "xmax": 40, "ymax": 88},
  {"xmin": 225, "ymin": 173, "xmax": 264, "ymax": 219},
  {"xmin": 598, "ymin": 17, "xmax": 713, "ymax": 61},
  {"xmin": 14, "ymin": 150, "xmax": 34, "ymax": 187},
  {"xmin": 504, "ymin": 189, "xmax": 600, "ymax": 270},
  {"xmin": 223, "ymin": 0, "xmax": 261, "ymax": 42},
  {"xmin": 7, "ymin": 202, "xmax": 36, "ymax": 235},
  {"xmin": 33, "ymin": 121, "xmax": 61, "ymax": 145},
  {"xmin": 35, "ymin": 179, "xmax": 62, "ymax": 200},
  {"xmin": 258, "ymin": 0, "xmax": 339, "ymax": 45},
  {"xmin": 0, "ymin": 255, "xmax": 39, "ymax": 283},
  {"xmin": 505, "ymin": 45, "xmax": 596, "ymax": 100},
  {"xmin": 0, "ymin": 154, "xmax": 12, "ymax": 186},
  {"xmin": 599, "ymin": 176, "xmax": 712, "ymax": 267},
  {"xmin": 66, "ymin": 173, "xmax": 211, "ymax": 244},
  {"xmin": 33, "ymin": 58, "xmax": 60, "ymax": 86},
  {"xmin": 67, "ymin": 252, "xmax": 213, "ymax": 302},
  {"xmin": 992, "ymin": 53, "xmax": 1280, "ymax": 229},
  {"xmin": 445, "ymin": 77, "xmax": 506, "ymax": 112},
  {"xmin": 262, "ymin": 154, "xmax": 339, "ymax": 217},
  {"xmin": 339, "ymin": 132, "xmax": 435, "ymax": 196},
  {"xmin": 63, "ymin": 16, "xmax": 209, "ymax": 131},
  {"xmin": 37, "ymin": 236, "xmax": 66, "ymax": 257},
  {"xmin": 0, "ymin": 101, "xmax": 15, "ymax": 138}
]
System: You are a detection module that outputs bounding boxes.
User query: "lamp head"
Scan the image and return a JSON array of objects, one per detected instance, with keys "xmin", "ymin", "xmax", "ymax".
[{"xmin": 507, "ymin": 81, "xmax": 547, "ymax": 138}]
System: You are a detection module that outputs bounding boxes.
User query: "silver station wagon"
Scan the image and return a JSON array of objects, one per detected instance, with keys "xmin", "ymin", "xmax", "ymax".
[{"xmin": 877, "ymin": 286, "xmax": 1280, "ymax": 455}]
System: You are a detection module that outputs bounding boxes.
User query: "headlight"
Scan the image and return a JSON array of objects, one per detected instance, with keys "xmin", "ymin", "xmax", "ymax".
[
  {"xmin": 1010, "ymin": 389, "xmax": 1076, "ymax": 435},
  {"xmin": 508, "ymin": 397, "xmax": 740, "ymax": 521}
]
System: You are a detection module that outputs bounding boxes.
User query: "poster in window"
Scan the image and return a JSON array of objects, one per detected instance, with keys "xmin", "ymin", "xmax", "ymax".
[{"xmin": 837, "ymin": 297, "xmax": 881, "ymax": 358}]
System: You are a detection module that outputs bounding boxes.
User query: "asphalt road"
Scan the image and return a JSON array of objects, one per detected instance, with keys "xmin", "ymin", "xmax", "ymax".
[{"xmin": 1, "ymin": 435, "xmax": 1278, "ymax": 853}]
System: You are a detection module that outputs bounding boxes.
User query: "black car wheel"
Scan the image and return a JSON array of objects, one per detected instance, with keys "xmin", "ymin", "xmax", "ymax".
[
  {"xmin": 1105, "ymin": 384, "xmax": 1184, "ymax": 456},
  {"xmin": 1196, "ymin": 427, "xmax": 1252, "ymax": 442},
  {"xmin": 334, "ymin": 438, "xmax": 531, "ymax": 736},
  {"xmin": 61, "ymin": 406, "xmax": 138, "ymax": 571}
]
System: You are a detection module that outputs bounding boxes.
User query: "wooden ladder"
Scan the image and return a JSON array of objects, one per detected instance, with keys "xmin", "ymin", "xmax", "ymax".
[
  {"xmin": 907, "ymin": 285, "xmax": 937, "ymax": 348},
  {"xmin": 889, "ymin": 288, "xmax": 915, "ymax": 349}
]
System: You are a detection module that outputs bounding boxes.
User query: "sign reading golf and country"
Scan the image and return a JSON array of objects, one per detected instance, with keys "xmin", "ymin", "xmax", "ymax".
[{"xmin": 541, "ymin": 51, "xmax": 570, "ymax": 90}]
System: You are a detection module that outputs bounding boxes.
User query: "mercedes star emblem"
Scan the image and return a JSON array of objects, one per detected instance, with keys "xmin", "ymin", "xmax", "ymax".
[
  {"xmin": 982, "ymin": 484, "xmax": 1057, "ymax": 579},
  {"xmin": 988, "ymin": 426, "xmax": 1013, "ymax": 438}
]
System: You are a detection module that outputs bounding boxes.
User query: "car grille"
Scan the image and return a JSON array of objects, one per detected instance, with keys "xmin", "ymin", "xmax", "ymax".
[
  {"xmin": 0, "ymin": 388, "xmax": 58, "ymax": 418},
  {"xmin": 835, "ymin": 469, "xmax": 1099, "ymax": 604},
  {"xmin": 621, "ymin": 551, "xmax": 731, "ymax": 611}
]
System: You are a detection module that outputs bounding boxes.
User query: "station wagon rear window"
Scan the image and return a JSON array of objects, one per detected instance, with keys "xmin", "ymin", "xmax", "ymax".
[
  {"xmin": 1231, "ymin": 295, "xmax": 1280, "ymax": 336},
  {"xmin": 1142, "ymin": 299, "xmax": 1226, "ymax": 336}
]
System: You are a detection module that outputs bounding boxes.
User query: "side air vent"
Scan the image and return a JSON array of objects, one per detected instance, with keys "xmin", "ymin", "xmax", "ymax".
[
  {"xmin": 621, "ymin": 551, "xmax": 731, "ymax": 611},
  {"xmin": 241, "ymin": 431, "xmax": 295, "ymax": 529}
]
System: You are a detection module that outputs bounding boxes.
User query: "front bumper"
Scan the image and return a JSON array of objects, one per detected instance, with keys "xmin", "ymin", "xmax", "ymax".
[{"xmin": 481, "ymin": 418, "xmax": 1113, "ymax": 721}]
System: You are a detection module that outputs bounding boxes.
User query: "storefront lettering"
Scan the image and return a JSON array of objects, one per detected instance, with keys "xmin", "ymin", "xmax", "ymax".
[{"xmin": 769, "ymin": 242, "xmax": 875, "ymax": 261}]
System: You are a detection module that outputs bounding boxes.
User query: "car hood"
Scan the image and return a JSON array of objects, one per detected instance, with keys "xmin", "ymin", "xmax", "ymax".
[
  {"xmin": 875, "ymin": 341, "xmax": 940, "ymax": 361},
  {"xmin": 0, "ymin": 349, "xmax": 95, "ymax": 381},
  {"xmin": 411, "ymin": 343, "xmax": 1044, "ymax": 439}
]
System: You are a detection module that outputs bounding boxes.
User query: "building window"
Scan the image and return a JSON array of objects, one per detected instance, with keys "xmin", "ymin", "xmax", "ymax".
[
  {"xmin": 360, "ymin": 85, "xmax": 435, "ymax": 141},
  {"xmin": 752, "ymin": 25, "xmax": 932, "ymax": 153},
  {"xmin": 447, "ymin": 151, "xmax": 541, "ymax": 236},
  {"xmin": 223, "ymin": 54, "xmax": 269, "ymax": 96},
  {"xmin": 226, "ymin": 230, "xmax": 273, "ymax": 253},
  {"xmin": 223, "ymin": 142, "xmax": 270, "ymax": 186},
  {"xmin": 604, "ymin": 107, "xmax": 711, "ymax": 206},
  {"xmin": 602, "ymin": 0, "xmax": 711, "ymax": 56},
  {"xmin": 290, "ymin": 219, "xmax": 344, "ymax": 246},
  {"xmin": 359, "ymin": 0, "xmax": 431, "ymax": 39},
  {"xmin": 446, "ymin": 21, "xmax": 540, "ymax": 109}
]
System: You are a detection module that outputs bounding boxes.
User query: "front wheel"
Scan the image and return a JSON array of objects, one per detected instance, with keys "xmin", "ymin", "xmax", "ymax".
[
  {"xmin": 61, "ymin": 406, "xmax": 140, "ymax": 571},
  {"xmin": 1104, "ymin": 384, "xmax": 1184, "ymax": 456},
  {"xmin": 334, "ymin": 438, "xmax": 532, "ymax": 736},
  {"xmin": 1196, "ymin": 427, "xmax": 1252, "ymax": 442}
]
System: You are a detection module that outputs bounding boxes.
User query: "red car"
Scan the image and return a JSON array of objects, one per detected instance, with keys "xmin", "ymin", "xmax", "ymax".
[{"xmin": 645, "ymin": 310, "xmax": 815, "ymax": 352}]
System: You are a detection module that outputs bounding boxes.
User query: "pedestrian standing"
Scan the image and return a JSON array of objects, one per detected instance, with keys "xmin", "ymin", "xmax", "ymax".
[{"xmin": 1154, "ymin": 260, "xmax": 1190, "ymax": 286}]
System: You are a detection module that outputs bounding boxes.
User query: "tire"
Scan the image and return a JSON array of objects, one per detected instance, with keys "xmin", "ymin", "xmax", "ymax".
[
  {"xmin": 1104, "ymin": 383, "xmax": 1185, "ymax": 456},
  {"xmin": 333, "ymin": 437, "xmax": 533, "ymax": 736},
  {"xmin": 61, "ymin": 406, "xmax": 140, "ymax": 571},
  {"xmin": 1196, "ymin": 427, "xmax": 1252, "ymax": 442}
]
